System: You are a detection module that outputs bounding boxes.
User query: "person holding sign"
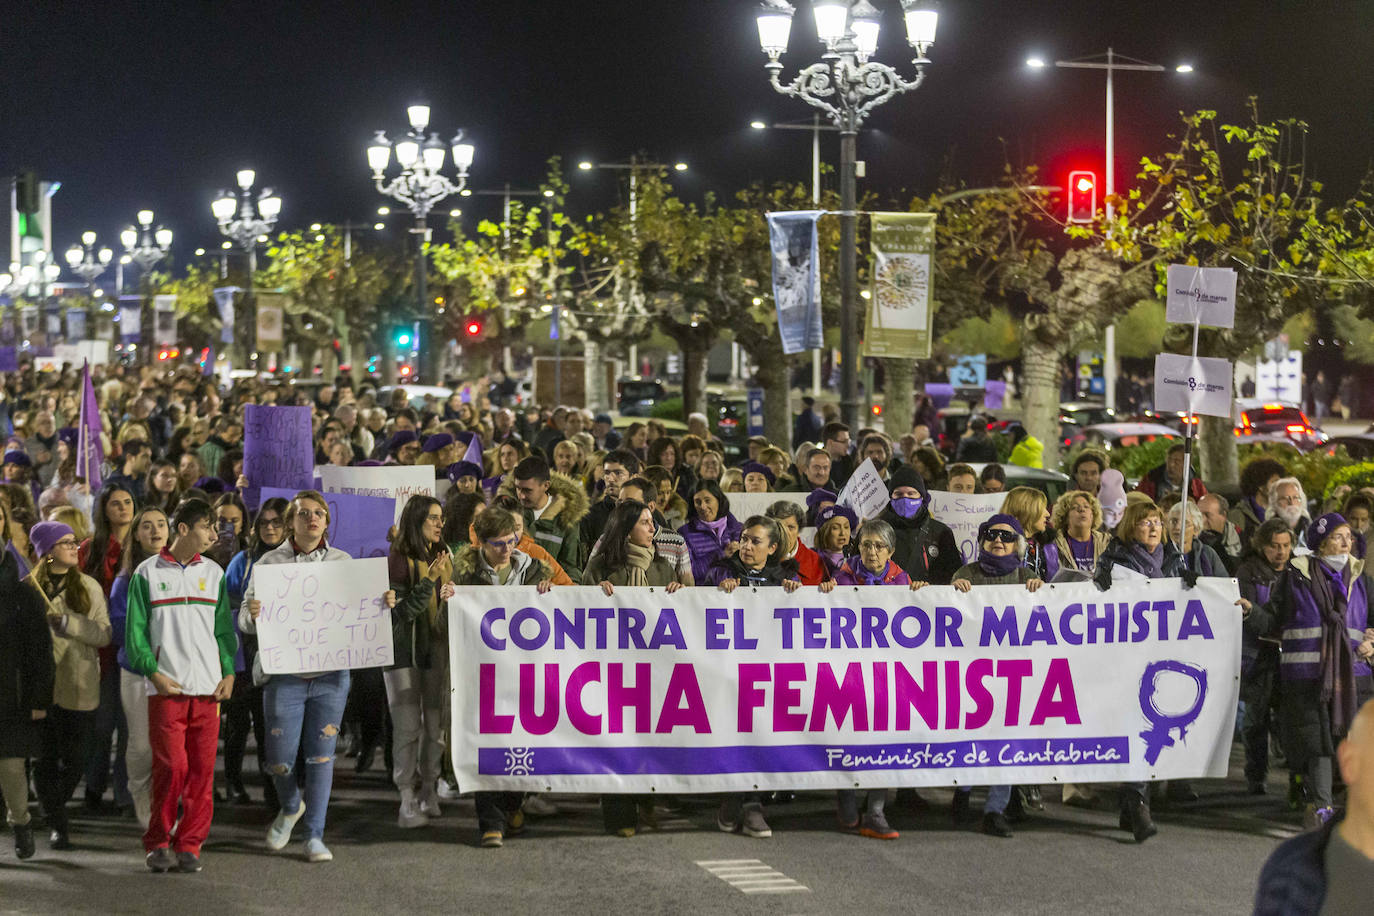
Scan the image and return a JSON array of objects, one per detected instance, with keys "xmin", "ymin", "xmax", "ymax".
[
  {"xmin": 386, "ymin": 496, "xmax": 456, "ymax": 831},
  {"xmin": 452, "ymin": 507, "xmax": 554, "ymax": 847},
  {"xmin": 123, "ymin": 499, "xmax": 236, "ymax": 873},
  {"xmin": 240, "ymin": 491, "xmax": 395, "ymax": 863},
  {"xmin": 947, "ymin": 514, "xmax": 1044, "ymax": 839}
]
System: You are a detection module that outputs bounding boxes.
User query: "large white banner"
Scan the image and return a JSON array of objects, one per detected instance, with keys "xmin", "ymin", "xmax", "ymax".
[
  {"xmin": 930, "ymin": 491, "xmax": 1008, "ymax": 564},
  {"xmin": 253, "ymin": 557, "xmax": 393, "ymax": 674},
  {"xmin": 450, "ymin": 577, "xmax": 1241, "ymax": 793},
  {"xmin": 318, "ymin": 464, "xmax": 435, "ymax": 524}
]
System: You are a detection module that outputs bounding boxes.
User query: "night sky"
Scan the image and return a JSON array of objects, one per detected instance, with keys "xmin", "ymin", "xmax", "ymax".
[{"xmin": 3, "ymin": 1, "xmax": 1371, "ymax": 269}]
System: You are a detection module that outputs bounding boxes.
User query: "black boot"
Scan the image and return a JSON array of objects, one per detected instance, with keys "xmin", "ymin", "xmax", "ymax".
[
  {"xmin": 13, "ymin": 822, "xmax": 34, "ymax": 859},
  {"xmin": 951, "ymin": 790, "xmax": 970, "ymax": 824},
  {"xmin": 48, "ymin": 826, "xmax": 71, "ymax": 850},
  {"xmin": 1125, "ymin": 798, "xmax": 1157, "ymax": 843},
  {"xmin": 982, "ymin": 811, "xmax": 1013, "ymax": 837}
]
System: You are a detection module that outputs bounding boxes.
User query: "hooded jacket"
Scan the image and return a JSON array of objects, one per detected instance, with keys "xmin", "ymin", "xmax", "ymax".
[
  {"xmin": 452, "ymin": 543, "xmax": 554, "ymax": 588},
  {"xmin": 1008, "ymin": 434, "xmax": 1044, "ymax": 469},
  {"xmin": 877, "ymin": 466, "xmax": 961, "ymax": 585},
  {"xmin": 497, "ymin": 471, "xmax": 590, "ymax": 582}
]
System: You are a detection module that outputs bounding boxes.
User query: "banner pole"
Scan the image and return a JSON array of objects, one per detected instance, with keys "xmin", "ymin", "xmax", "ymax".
[{"xmin": 1178, "ymin": 318, "xmax": 1200, "ymax": 568}]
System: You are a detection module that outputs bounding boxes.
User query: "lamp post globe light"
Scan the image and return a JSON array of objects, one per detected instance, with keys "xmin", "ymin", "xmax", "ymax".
[
  {"xmin": 755, "ymin": 0, "xmax": 939, "ymax": 431},
  {"xmin": 121, "ymin": 209, "xmax": 174, "ymax": 283},
  {"xmin": 0, "ymin": 264, "xmax": 36, "ymax": 298},
  {"xmin": 368, "ymin": 104, "xmax": 475, "ymax": 383},
  {"xmin": 65, "ymin": 231, "xmax": 114, "ymax": 291},
  {"xmin": 212, "ymin": 171, "xmax": 282, "ymax": 274}
]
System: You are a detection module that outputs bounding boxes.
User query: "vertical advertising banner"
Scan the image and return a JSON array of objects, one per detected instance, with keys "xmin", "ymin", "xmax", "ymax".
[
  {"xmin": 865, "ymin": 212, "xmax": 935, "ymax": 359},
  {"xmin": 256, "ymin": 292, "xmax": 286, "ymax": 353},
  {"xmin": 766, "ymin": 211, "xmax": 826, "ymax": 354},
  {"xmin": 65, "ymin": 307, "xmax": 87, "ymax": 342},
  {"xmin": 119, "ymin": 296, "xmax": 142, "ymax": 343},
  {"xmin": 213, "ymin": 287, "xmax": 239, "ymax": 344},
  {"xmin": 153, "ymin": 294, "xmax": 177, "ymax": 346}
]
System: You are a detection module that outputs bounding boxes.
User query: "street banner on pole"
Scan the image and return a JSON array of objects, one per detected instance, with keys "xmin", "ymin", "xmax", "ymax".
[
  {"xmin": 864, "ymin": 212, "xmax": 935, "ymax": 359},
  {"xmin": 65, "ymin": 308, "xmax": 86, "ymax": 341},
  {"xmin": 1165, "ymin": 265, "xmax": 1237, "ymax": 328},
  {"xmin": 213, "ymin": 287, "xmax": 239, "ymax": 344},
  {"xmin": 243, "ymin": 405, "xmax": 315, "ymax": 491},
  {"xmin": 77, "ymin": 361, "xmax": 104, "ymax": 490},
  {"xmin": 318, "ymin": 464, "xmax": 435, "ymax": 525},
  {"xmin": 930, "ymin": 491, "xmax": 1007, "ymax": 564},
  {"xmin": 256, "ymin": 292, "xmax": 286, "ymax": 352},
  {"xmin": 766, "ymin": 210, "xmax": 826, "ymax": 354},
  {"xmin": 449, "ymin": 577, "xmax": 1240, "ymax": 793},
  {"xmin": 1154, "ymin": 353, "xmax": 1233, "ymax": 419},
  {"xmin": 119, "ymin": 296, "xmax": 142, "ymax": 343},
  {"xmin": 836, "ymin": 457, "xmax": 890, "ymax": 521},
  {"xmin": 153, "ymin": 295, "xmax": 177, "ymax": 346},
  {"xmin": 253, "ymin": 556, "xmax": 393, "ymax": 675}
]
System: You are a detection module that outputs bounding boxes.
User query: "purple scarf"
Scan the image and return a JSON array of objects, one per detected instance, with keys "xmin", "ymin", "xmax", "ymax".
[
  {"xmin": 700, "ymin": 515, "xmax": 730, "ymax": 544},
  {"xmin": 977, "ymin": 550, "xmax": 1023, "ymax": 578},
  {"xmin": 845, "ymin": 557, "xmax": 892, "ymax": 586},
  {"xmin": 1130, "ymin": 542, "xmax": 1167, "ymax": 579}
]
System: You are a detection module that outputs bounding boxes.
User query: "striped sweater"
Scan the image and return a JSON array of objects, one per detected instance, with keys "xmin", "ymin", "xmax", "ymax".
[{"xmin": 124, "ymin": 548, "xmax": 236, "ymax": 697}]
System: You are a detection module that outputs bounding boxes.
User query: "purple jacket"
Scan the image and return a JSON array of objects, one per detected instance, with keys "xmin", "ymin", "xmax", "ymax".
[
  {"xmin": 679, "ymin": 514, "xmax": 744, "ymax": 585},
  {"xmin": 1272, "ymin": 557, "xmax": 1371, "ymax": 683},
  {"xmin": 832, "ymin": 557, "xmax": 910, "ymax": 586}
]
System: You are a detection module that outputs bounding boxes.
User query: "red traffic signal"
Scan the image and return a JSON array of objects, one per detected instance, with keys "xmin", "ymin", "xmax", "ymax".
[
  {"xmin": 1067, "ymin": 170, "xmax": 1097, "ymax": 223},
  {"xmin": 464, "ymin": 317, "xmax": 483, "ymax": 337}
]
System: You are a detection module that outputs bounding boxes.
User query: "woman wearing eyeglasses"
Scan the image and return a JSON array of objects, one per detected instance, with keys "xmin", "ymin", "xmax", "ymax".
[
  {"xmin": 947, "ymin": 514, "xmax": 1043, "ymax": 840},
  {"xmin": 26, "ymin": 521, "xmax": 111, "ymax": 851},
  {"xmin": 452, "ymin": 506, "xmax": 554, "ymax": 848},
  {"xmin": 221, "ymin": 497, "xmax": 290, "ymax": 808}
]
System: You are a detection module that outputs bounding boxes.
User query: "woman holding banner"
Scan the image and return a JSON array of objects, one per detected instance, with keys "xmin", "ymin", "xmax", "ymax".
[
  {"xmin": 242, "ymin": 491, "xmax": 396, "ymax": 863},
  {"xmin": 679, "ymin": 481, "xmax": 743, "ymax": 586},
  {"xmin": 583, "ymin": 499, "xmax": 682, "ymax": 837},
  {"xmin": 222, "ymin": 496, "xmax": 289, "ymax": 808},
  {"xmin": 386, "ymin": 495, "xmax": 455, "ymax": 831},
  {"xmin": 813, "ymin": 505, "xmax": 856, "ymax": 581},
  {"xmin": 1250, "ymin": 512, "xmax": 1374, "ymax": 831},
  {"xmin": 948, "ymin": 514, "xmax": 1043, "ymax": 839},
  {"xmin": 453, "ymin": 506, "xmax": 555, "ymax": 847}
]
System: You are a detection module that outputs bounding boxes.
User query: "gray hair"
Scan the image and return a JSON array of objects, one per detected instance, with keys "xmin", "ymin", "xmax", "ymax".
[
  {"xmin": 1167, "ymin": 499, "xmax": 1204, "ymax": 536},
  {"xmin": 766, "ymin": 500, "xmax": 805, "ymax": 527},
  {"xmin": 1268, "ymin": 476, "xmax": 1307, "ymax": 510},
  {"xmin": 855, "ymin": 519, "xmax": 897, "ymax": 553}
]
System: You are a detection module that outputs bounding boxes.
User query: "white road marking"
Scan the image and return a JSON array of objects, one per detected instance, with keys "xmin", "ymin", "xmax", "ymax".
[{"xmin": 697, "ymin": 858, "xmax": 811, "ymax": 894}]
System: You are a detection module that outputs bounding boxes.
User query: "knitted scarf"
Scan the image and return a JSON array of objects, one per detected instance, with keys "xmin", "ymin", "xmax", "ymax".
[
  {"xmin": 623, "ymin": 542, "xmax": 655, "ymax": 587},
  {"xmin": 1309, "ymin": 560, "xmax": 1359, "ymax": 733}
]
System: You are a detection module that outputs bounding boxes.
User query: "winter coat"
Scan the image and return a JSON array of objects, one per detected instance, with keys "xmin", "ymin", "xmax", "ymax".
[
  {"xmin": 1008, "ymin": 435, "xmax": 1044, "ymax": 469},
  {"xmin": 461, "ymin": 524, "xmax": 574, "ymax": 586},
  {"xmin": 1180, "ymin": 539, "xmax": 1227, "ymax": 579},
  {"xmin": 1092, "ymin": 537, "xmax": 1190, "ymax": 590},
  {"xmin": 952, "ymin": 561, "xmax": 1035, "ymax": 588},
  {"xmin": 388, "ymin": 546, "xmax": 447, "ymax": 671},
  {"xmin": 583, "ymin": 551, "xmax": 678, "ymax": 588},
  {"xmin": 497, "ymin": 471, "xmax": 589, "ymax": 582},
  {"xmin": 1134, "ymin": 463, "xmax": 1208, "ymax": 502},
  {"xmin": 1236, "ymin": 553, "xmax": 1284, "ymax": 675},
  {"xmin": 0, "ymin": 550, "xmax": 54, "ymax": 757},
  {"xmin": 679, "ymin": 514, "xmax": 745, "ymax": 585},
  {"xmin": 784, "ymin": 542, "xmax": 825, "ymax": 586},
  {"xmin": 703, "ymin": 554, "xmax": 795, "ymax": 588},
  {"xmin": 954, "ymin": 434, "xmax": 998, "ymax": 464},
  {"xmin": 453, "ymin": 544, "xmax": 553, "ymax": 588},
  {"xmin": 1228, "ymin": 496, "xmax": 1267, "ymax": 553},
  {"xmin": 34, "ymin": 571, "xmax": 111, "ymax": 712},
  {"xmin": 1052, "ymin": 529, "xmax": 1110, "ymax": 576},
  {"xmin": 832, "ymin": 557, "xmax": 911, "ymax": 586},
  {"xmin": 877, "ymin": 477, "xmax": 961, "ymax": 585},
  {"xmin": 1253, "ymin": 818, "xmax": 1335, "ymax": 916}
]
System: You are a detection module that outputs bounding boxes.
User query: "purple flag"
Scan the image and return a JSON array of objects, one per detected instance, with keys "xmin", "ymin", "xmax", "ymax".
[
  {"xmin": 78, "ymin": 361, "xmax": 104, "ymax": 489},
  {"xmin": 243, "ymin": 405, "xmax": 315, "ymax": 491},
  {"xmin": 463, "ymin": 433, "xmax": 483, "ymax": 470}
]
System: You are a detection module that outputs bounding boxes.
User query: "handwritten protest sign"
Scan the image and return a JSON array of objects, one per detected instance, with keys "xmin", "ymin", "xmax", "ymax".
[
  {"xmin": 243, "ymin": 405, "xmax": 314, "ymax": 491},
  {"xmin": 318, "ymin": 464, "xmax": 435, "ymax": 524},
  {"xmin": 836, "ymin": 458, "xmax": 890, "ymax": 520},
  {"xmin": 260, "ymin": 487, "xmax": 395, "ymax": 559},
  {"xmin": 930, "ymin": 491, "xmax": 1007, "ymax": 564},
  {"xmin": 253, "ymin": 557, "xmax": 392, "ymax": 674},
  {"xmin": 450, "ymin": 577, "xmax": 1241, "ymax": 793}
]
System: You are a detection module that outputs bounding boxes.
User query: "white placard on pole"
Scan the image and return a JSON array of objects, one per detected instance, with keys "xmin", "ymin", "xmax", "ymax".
[
  {"xmin": 1154, "ymin": 353, "xmax": 1234, "ymax": 419},
  {"xmin": 253, "ymin": 557, "xmax": 393, "ymax": 674},
  {"xmin": 836, "ymin": 458, "xmax": 890, "ymax": 521},
  {"xmin": 1165, "ymin": 265, "xmax": 1237, "ymax": 329}
]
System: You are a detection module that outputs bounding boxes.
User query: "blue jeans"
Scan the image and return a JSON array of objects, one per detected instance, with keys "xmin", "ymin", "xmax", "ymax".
[
  {"xmin": 263, "ymin": 671, "xmax": 351, "ymax": 841},
  {"xmin": 955, "ymin": 784, "xmax": 1012, "ymax": 814}
]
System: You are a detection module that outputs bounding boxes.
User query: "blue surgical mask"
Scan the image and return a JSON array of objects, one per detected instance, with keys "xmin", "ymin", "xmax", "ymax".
[{"xmin": 891, "ymin": 497, "xmax": 923, "ymax": 519}]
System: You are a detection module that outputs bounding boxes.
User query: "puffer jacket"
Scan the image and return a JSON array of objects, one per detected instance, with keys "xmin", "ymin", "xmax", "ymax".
[
  {"xmin": 1092, "ymin": 537, "xmax": 1190, "ymax": 590},
  {"xmin": 878, "ymin": 475, "xmax": 960, "ymax": 585},
  {"xmin": 952, "ymin": 561, "xmax": 1035, "ymax": 587},
  {"xmin": 832, "ymin": 557, "xmax": 910, "ymax": 586},
  {"xmin": 679, "ymin": 514, "xmax": 745, "ymax": 585},
  {"xmin": 496, "ymin": 471, "xmax": 589, "ymax": 582},
  {"xmin": 33, "ymin": 571, "xmax": 111, "ymax": 712},
  {"xmin": 452, "ymin": 543, "xmax": 554, "ymax": 588},
  {"xmin": 1236, "ymin": 553, "xmax": 1284, "ymax": 672}
]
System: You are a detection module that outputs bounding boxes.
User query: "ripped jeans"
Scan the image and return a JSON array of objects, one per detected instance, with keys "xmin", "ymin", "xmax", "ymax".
[{"xmin": 263, "ymin": 670, "xmax": 351, "ymax": 841}]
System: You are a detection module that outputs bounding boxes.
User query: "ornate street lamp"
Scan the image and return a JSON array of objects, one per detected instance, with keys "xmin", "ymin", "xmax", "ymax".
[
  {"xmin": 121, "ymin": 210, "xmax": 174, "ymax": 274},
  {"xmin": 755, "ymin": 0, "xmax": 939, "ymax": 430},
  {"xmin": 368, "ymin": 104, "xmax": 475, "ymax": 382},
  {"xmin": 65, "ymin": 231, "xmax": 114, "ymax": 291},
  {"xmin": 212, "ymin": 171, "xmax": 281, "ymax": 273},
  {"xmin": 0, "ymin": 263, "xmax": 37, "ymax": 298}
]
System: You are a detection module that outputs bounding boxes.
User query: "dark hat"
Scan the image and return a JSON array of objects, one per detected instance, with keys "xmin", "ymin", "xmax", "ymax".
[
  {"xmin": 977, "ymin": 513, "xmax": 1025, "ymax": 542},
  {"xmin": 740, "ymin": 460, "xmax": 776, "ymax": 484},
  {"xmin": 806, "ymin": 488, "xmax": 838, "ymax": 509},
  {"xmin": 447, "ymin": 461, "xmax": 484, "ymax": 484},
  {"xmin": 422, "ymin": 433, "xmax": 454, "ymax": 453},
  {"xmin": 594, "ymin": 413, "xmax": 613, "ymax": 426},
  {"xmin": 1308, "ymin": 512, "xmax": 1349, "ymax": 550},
  {"xmin": 386, "ymin": 430, "xmax": 419, "ymax": 452},
  {"xmin": 30, "ymin": 521, "xmax": 74, "ymax": 558},
  {"xmin": 194, "ymin": 476, "xmax": 228, "ymax": 494},
  {"xmin": 816, "ymin": 504, "xmax": 858, "ymax": 530},
  {"xmin": 887, "ymin": 464, "xmax": 926, "ymax": 496},
  {"xmin": 2, "ymin": 450, "xmax": 31, "ymax": 467},
  {"xmin": 57, "ymin": 427, "xmax": 79, "ymax": 447},
  {"xmin": 453, "ymin": 430, "xmax": 476, "ymax": 448}
]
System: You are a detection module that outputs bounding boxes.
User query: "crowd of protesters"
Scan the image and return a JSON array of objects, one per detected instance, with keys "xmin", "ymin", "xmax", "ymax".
[{"xmin": 1, "ymin": 361, "xmax": 1372, "ymax": 874}]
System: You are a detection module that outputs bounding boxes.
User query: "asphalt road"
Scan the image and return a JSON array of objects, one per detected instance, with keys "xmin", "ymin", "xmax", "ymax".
[{"xmin": 1, "ymin": 744, "xmax": 1295, "ymax": 916}]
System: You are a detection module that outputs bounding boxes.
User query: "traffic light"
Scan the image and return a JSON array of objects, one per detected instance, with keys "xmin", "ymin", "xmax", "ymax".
[
  {"xmin": 394, "ymin": 328, "xmax": 412, "ymax": 347},
  {"xmin": 463, "ymin": 316, "xmax": 483, "ymax": 338},
  {"xmin": 1067, "ymin": 170, "xmax": 1097, "ymax": 224}
]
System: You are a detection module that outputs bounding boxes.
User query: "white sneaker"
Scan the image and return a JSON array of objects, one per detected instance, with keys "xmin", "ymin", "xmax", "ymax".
[
  {"xmin": 266, "ymin": 802, "xmax": 307, "ymax": 851},
  {"xmin": 436, "ymin": 778, "xmax": 463, "ymax": 800},
  {"xmin": 522, "ymin": 794, "xmax": 559, "ymax": 817},
  {"xmin": 419, "ymin": 788, "xmax": 443, "ymax": 819},
  {"xmin": 397, "ymin": 789, "xmax": 430, "ymax": 829},
  {"xmin": 304, "ymin": 837, "xmax": 333, "ymax": 863}
]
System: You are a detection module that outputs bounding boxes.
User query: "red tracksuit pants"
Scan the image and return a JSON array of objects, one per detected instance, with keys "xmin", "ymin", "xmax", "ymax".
[{"xmin": 144, "ymin": 695, "xmax": 220, "ymax": 855}]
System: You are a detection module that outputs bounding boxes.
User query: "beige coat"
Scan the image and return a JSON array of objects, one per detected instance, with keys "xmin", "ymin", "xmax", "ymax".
[{"xmin": 41, "ymin": 573, "xmax": 110, "ymax": 712}]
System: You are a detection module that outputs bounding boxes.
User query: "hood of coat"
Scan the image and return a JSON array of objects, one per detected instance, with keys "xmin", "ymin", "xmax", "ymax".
[
  {"xmin": 496, "ymin": 470, "xmax": 590, "ymax": 528},
  {"xmin": 453, "ymin": 542, "xmax": 552, "ymax": 584}
]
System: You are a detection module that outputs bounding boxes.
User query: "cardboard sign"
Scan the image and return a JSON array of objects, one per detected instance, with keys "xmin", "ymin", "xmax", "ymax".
[
  {"xmin": 836, "ymin": 458, "xmax": 890, "ymax": 521},
  {"xmin": 259, "ymin": 487, "xmax": 395, "ymax": 560},
  {"xmin": 253, "ymin": 557, "xmax": 393, "ymax": 674},
  {"xmin": 1154, "ymin": 353, "xmax": 1233, "ymax": 419},
  {"xmin": 1165, "ymin": 265, "xmax": 1236, "ymax": 329},
  {"xmin": 318, "ymin": 464, "xmax": 436, "ymax": 524},
  {"xmin": 243, "ymin": 405, "xmax": 315, "ymax": 491}
]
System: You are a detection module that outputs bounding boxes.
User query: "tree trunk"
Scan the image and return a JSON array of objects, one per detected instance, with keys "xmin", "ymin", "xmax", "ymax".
[
  {"xmin": 1021, "ymin": 333, "xmax": 1063, "ymax": 470},
  {"xmin": 1197, "ymin": 414, "xmax": 1240, "ymax": 488},
  {"xmin": 883, "ymin": 357, "xmax": 915, "ymax": 438},
  {"xmin": 682, "ymin": 343, "xmax": 708, "ymax": 421},
  {"xmin": 350, "ymin": 340, "xmax": 370, "ymax": 381},
  {"xmin": 583, "ymin": 336, "xmax": 609, "ymax": 412},
  {"xmin": 319, "ymin": 345, "xmax": 338, "ymax": 382},
  {"xmin": 377, "ymin": 327, "xmax": 397, "ymax": 386},
  {"xmin": 748, "ymin": 343, "xmax": 791, "ymax": 450}
]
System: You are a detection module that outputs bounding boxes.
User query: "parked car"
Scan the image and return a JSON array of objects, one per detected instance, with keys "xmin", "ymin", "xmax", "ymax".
[
  {"xmin": 617, "ymin": 377, "xmax": 673, "ymax": 417},
  {"xmin": 1324, "ymin": 434, "xmax": 1374, "ymax": 461},
  {"xmin": 965, "ymin": 463, "xmax": 1073, "ymax": 503},
  {"xmin": 1059, "ymin": 401, "xmax": 1117, "ymax": 427},
  {"xmin": 1081, "ymin": 422, "xmax": 1181, "ymax": 450},
  {"xmin": 1236, "ymin": 403, "xmax": 1328, "ymax": 451},
  {"xmin": 707, "ymin": 392, "xmax": 749, "ymax": 461}
]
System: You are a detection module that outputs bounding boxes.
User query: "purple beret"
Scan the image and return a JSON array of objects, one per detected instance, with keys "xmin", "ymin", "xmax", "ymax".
[
  {"xmin": 740, "ymin": 461, "xmax": 776, "ymax": 484},
  {"xmin": 977, "ymin": 513, "xmax": 1025, "ymax": 542},
  {"xmin": 816, "ymin": 504, "xmax": 858, "ymax": 530},
  {"xmin": 447, "ymin": 461, "xmax": 484, "ymax": 483},
  {"xmin": 1308, "ymin": 512, "xmax": 1349, "ymax": 549},
  {"xmin": 57, "ymin": 427, "xmax": 79, "ymax": 447},
  {"xmin": 422, "ymin": 433, "xmax": 454, "ymax": 453},
  {"xmin": 30, "ymin": 521, "xmax": 74, "ymax": 558},
  {"xmin": 386, "ymin": 430, "xmax": 419, "ymax": 452},
  {"xmin": 3, "ymin": 450, "xmax": 31, "ymax": 467}
]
